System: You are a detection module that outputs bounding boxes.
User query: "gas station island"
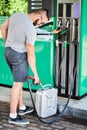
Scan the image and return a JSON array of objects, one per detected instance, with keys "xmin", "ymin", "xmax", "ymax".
[{"xmin": 0, "ymin": 0, "xmax": 87, "ymax": 100}]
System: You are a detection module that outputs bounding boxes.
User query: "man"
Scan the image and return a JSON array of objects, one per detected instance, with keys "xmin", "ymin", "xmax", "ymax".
[{"xmin": 1, "ymin": 9, "xmax": 49, "ymax": 125}]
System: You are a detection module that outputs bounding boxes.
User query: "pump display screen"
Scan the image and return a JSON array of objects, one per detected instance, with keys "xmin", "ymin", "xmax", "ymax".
[{"xmin": 73, "ymin": 2, "xmax": 80, "ymax": 18}]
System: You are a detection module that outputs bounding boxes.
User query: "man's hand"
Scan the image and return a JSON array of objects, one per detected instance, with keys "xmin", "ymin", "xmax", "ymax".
[
  {"xmin": 34, "ymin": 74, "xmax": 40, "ymax": 84},
  {"xmin": 29, "ymin": 75, "xmax": 40, "ymax": 85},
  {"xmin": 52, "ymin": 29, "xmax": 61, "ymax": 34}
]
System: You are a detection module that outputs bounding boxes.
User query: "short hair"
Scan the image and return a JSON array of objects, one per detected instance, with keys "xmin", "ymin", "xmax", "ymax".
[
  {"xmin": 41, "ymin": 9, "xmax": 50, "ymax": 20},
  {"xmin": 33, "ymin": 9, "xmax": 50, "ymax": 20}
]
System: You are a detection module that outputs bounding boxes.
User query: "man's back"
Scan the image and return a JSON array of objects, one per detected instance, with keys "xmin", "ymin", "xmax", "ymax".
[{"xmin": 6, "ymin": 12, "xmax": 36, "ymax": 53}]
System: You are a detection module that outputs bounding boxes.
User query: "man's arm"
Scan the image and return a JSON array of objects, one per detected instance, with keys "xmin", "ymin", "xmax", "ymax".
[
  {"xmin": 1, "ymin": 18, "xmax": 10, "ymax": 41},
  {"xmin": 26, "ymin": 43, "xmax": 40, "ymax": 83}
]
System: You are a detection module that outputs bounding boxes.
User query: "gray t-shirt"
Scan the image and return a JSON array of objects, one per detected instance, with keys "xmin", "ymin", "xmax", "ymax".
[{"xmin": 6, "ymin": 12, "xmax": 36, "ymax": 53}]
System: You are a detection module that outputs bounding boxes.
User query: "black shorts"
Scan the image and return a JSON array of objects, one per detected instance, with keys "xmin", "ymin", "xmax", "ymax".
[{"xmin": 5, "ymin": 47, "xmax": 28, "ymax": 82}]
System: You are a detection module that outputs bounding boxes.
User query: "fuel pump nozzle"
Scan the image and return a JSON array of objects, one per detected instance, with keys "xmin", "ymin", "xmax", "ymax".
[
  {"xmin": 60, "ymin": 20, "xmax": 70, "ymax": 35},
  {"xmin": 66, "ymin": 20, "xmax": 70, "ymax": 28},
  {"xmin": 60, "ymin": 20, "xmax": 70, "ymax": 48}
]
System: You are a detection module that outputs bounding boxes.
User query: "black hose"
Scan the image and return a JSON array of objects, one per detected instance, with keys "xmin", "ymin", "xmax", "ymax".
[
  {"xmin": 54, "ymin": 42, "xmax": 66, "ymax": 89},
  {"xmin": 27, "ymin": 66, "xmax": 77, "ymax": 124}
]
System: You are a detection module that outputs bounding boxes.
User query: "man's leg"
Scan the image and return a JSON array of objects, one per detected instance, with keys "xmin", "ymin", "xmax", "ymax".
[
  {"xmin": 8, "ymin": 82, "xmax": 30, "ymax": 125},
  {"xmin": 18, "ymin": 86, "xmax": 34, "ymax": 116},
  {"xmin": 10, "ymin": 82, "xmax": 23, "ymax": 114},
  {"xmin": 18, "ymin": 88, "xmax": 24, "ymax": 108}
]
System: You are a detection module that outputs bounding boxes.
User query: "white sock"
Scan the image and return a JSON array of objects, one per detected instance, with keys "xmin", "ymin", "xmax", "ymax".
[
  {"xmin": 10, "ymin": 113, "xmax": 17, "ymax": 118},
  {"xmin": 19, "ymin": 105, "xmax": 26, "ymax": 110}
]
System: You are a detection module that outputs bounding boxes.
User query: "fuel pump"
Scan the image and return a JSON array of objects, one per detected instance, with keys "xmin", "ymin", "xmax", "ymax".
[
  {"xmin": 55, "ymin": 18, "xmax": 70, "ymax": 88},
  {"xmin": 54, "ymin": 0, "xmax": 81, "ymax": 98}
]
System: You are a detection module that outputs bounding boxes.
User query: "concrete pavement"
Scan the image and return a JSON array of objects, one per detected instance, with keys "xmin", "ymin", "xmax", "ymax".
[
  {"xmin": 0, "ymin": 101, "xmax": 87, "ymax": 130},
  {"xmin": 0, "ymin": 86, "xmax": 87, "ymax": 130}
]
